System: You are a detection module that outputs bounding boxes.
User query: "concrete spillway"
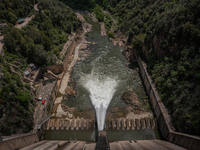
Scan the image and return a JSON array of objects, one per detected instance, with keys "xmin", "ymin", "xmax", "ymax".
[
  {"xmin": 20, "ymin": 140, "xmax": 186, "ymax": 150},
  {"xmin": 46, "ymin": 118, "xmax": 156, "ymax": 131}
]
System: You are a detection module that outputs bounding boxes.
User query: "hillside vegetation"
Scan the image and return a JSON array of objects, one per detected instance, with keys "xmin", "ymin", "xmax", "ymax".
[
  {"xmin": 0, "ymin": 0, "xmax": 35, "ymax": 24},
  {"xmin": 2, "ymin": 0, "xmax": 81, "ymax": 66},
  {"xmin": 0, "ymin": 0, "xmax": 81, "ymax": 135},
  {"xmin": 102, "ymin": 0, "xmax": 200, "ymax": 136}
]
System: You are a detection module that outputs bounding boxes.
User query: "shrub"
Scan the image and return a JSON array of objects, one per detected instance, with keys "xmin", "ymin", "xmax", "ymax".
[
  {"xmin": 93, "ymin": 5, "xmax": 104, "ymax": 22},
  {"xmin": 108, "ymin": 32, "xmax": 115, "ymax": 38},
  {"xmin": 0, "ymin": 124, "xmax": 12, "ymax": 135},
  {"xmin": 25, "ymin": 83, "xmax": 31, "ymax": 90},
  {"xmin": 83, "ymin": 14, "xmax": 88, "ymax": 20}
]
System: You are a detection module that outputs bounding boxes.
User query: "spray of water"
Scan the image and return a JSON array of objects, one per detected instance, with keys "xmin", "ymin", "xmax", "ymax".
[{"xmin": 80, "ymin": 71, "xmax": 119, "ymax": 131}]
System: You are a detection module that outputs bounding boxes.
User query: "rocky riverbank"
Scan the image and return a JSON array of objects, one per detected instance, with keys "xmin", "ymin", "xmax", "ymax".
[{"xmin": 52, "ymin": 12, "xmax": 96, "ymax": 120}]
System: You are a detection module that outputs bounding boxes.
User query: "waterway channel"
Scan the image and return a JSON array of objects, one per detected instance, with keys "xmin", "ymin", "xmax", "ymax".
[{"xmin": 44, "ymin": 17, "xmax": 159, "ymax": 141}]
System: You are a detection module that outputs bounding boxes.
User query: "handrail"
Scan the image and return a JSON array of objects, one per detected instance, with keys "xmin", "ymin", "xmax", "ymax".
[{"xmin": 34, "ymin": 116, "xmax": 51, "ymax": 129}]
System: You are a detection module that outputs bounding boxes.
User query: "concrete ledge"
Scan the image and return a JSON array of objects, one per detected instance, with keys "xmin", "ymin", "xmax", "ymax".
[
  {"xmin": 0, "ymin": 43, "xmax": 4, "ymax": 56},
  {"xmin": 137, "ymin": 57, "xmax": 200, "ymax": 150},
  {"xmin": 62, "ymin": 33, "xmax": 76, "ymax": 69},
  {"xmin": 0, "ymin": 133, "xmax": 39, "ymax": 150}
]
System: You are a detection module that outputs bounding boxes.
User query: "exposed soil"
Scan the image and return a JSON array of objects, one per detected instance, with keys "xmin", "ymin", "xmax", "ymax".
[
  {"xmin": 75, "ymin": 12, "xmax": 85, "ymax": 22},
  {"xmin": 99, "ymin": 22, "xmax": 107, "ymax": 36},
  {"xmin": 85, "ymin": 11, "xmax": 98, "ymax": 23}
]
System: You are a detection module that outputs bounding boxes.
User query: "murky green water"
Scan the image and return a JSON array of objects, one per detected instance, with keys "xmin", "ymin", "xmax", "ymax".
[
  {"xmin": 64, "ymin": 19, "xmax": 147, "ymax": 112},
  {"xmin": 44, "ymin": 129, "xmax": 158, "ymax": 141}
]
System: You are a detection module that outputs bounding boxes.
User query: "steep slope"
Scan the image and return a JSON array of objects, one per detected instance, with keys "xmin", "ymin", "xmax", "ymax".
[
  {"xmin": 105, "ymin": 0, "xmax": 200, "ymax": 136},
  {"xmin": 0, "ymin": 0, "xmax": 81, "ymax": 135}
]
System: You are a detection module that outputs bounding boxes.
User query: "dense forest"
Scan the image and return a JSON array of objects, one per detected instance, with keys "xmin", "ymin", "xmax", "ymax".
[
  {"xmin": 0, "ymin": 0, "xmax": 81, "ymax": 135},
  {"xmin": 103, "ymin": 0, "xmax": 200, "ymax": 135}
]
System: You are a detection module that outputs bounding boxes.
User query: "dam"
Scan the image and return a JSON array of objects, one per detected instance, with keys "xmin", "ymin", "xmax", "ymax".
[{"xmin": 0, "ymin": 13, "xmax": 200, "ymax": 150}]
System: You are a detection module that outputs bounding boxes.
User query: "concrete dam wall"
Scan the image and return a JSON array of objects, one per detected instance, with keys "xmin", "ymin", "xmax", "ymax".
[
  {"xmin": 0, "ymin": 133, "xmax": 39, "ymax": 150},
  {"xmin": 46, "ymin": 118, "xmax": 156, "ymax": 131},
  {"xmin": 137, "ymin": 57, "xmax": 200, "ymax": 150}
]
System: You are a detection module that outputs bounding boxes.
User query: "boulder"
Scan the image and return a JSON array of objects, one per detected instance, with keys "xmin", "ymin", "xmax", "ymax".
[
  {"xmin": 122, "ymin": 91, "xmax": 141, "ymax": 108},
  {"xmin": 61, "ymin": 104, "xmax": 77, "ymax": 114},
  {"xmin": 65, "ymin": 87, "xmax": 77, "ymax": 97}
]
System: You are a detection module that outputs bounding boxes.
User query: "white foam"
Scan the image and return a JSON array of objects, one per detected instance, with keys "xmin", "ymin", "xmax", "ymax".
[{"xmin": 81, "ymin": 73, "xmax": 118, "ymax": 131}]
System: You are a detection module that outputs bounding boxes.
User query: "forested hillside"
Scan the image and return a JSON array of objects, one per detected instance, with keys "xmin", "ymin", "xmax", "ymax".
[
  {"xmin": 0, "ymin": 0, "xmax": 81, "ymax": 135},
  {"xmin": 0, "ymin": 0, "xmax": 35, "ymax": 24},
  {"xmin": 101, "ymin": 0, "xmax": 200, "ymax": 136}
]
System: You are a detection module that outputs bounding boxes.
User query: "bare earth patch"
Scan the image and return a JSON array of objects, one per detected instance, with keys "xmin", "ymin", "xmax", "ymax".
[
  {"xmin": 75, "ymin": 12, "xmax": 85, "ymax": 22},
  {"xmin": 85, "ymin": 11, "xmax": 98, "ymax": 23},
  {"xmin": 83, "ymin": 22, "xmax": 92, "ymax": 32},
  {"xmin": 99, "ymin": 22, "xmax": 107, "ymax": 36}
]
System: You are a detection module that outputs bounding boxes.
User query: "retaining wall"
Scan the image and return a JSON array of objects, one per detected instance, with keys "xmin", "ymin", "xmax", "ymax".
[
  {"xmin": 0, "ymin": 120, "xmax": 49, "ymax": 150},
  {"xmin": 0, "ymin": 133, "xmax": 39, "ymax": 150},
  {"xmin": 35, "ymin": 81, "xmax": 43, "ymax": 98},
  {"xmin": 137, "ymin": 57, "xmax": 200, "ymax": 150},
  {"xmin": 0, "ymin": 43, "xmax": 4, "ymax": 56},
  {"xmin": 62, "ymin": 34, "xmax": 76, "ymax": 69}
]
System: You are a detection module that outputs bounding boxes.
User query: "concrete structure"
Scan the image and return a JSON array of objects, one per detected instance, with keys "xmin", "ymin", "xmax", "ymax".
[
  {"xmin": 0, "ymin": 133, "xmax": 39, "ymax": 150},
  {"xmin": 96, "ymin": 131, "xmax": 110, "ymax": 150},
  {"xmin": 19, "ymin": 139, "xmax": 186, "ymax": 150},
  {"xmin": 62, "ymin": 33, "xmax": 76, "ymax": 69},
  {"xmin": 24, "ymin": 71, "xmax": 30, "ymax": 77},
  {"xmin": 60, "ymin": 33, "xmax": 76, "ymax": 60},
  {"xmin": 15, "ymin": 16, "xmax": 34, "ymax": 29},
  {"xmin": 34, "ymin": 79, "xmax": 58, "ymax": 127},
  {"xmin": 137, "ymin": 57, "xmax": 200, "ymax": 150},
  {"xmin": 29, "ymin": 63, "xmax": 35, "ymax": 70},
  {"xmin": 0, "ymin": 23, "xmax": 8, "ymax": 28},
  {"xmin": 16, "ymin": 18, "xmax": 25, "ymax": 24},
  {"xmin": 45, "ymin": 118, "xmax": 156, "ymax": 131},
  {"xmin": 0, "ymin": 42, "xmax": 4, "ymax": 56},
  {"xmin": 0, "ymin": 35, "xmax": 4, "ymax": 56},
  {"xmin": 46, "ymin": 119, "xmax": 94, "ymax": 131}
]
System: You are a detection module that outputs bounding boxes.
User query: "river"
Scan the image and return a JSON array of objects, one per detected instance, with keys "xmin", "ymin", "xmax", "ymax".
[{"xmin": 44, "ymin": 17, "xmax": 158, "ymax": 141}]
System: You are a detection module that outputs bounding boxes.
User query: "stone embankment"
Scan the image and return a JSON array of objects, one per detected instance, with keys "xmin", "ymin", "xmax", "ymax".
[
  {"xmin": 0, "ymin": 35, "xmax": 4, "ymax": 56},
  {"xmin": 59, "ymin": 33, "xmax": 76, "ymax": 61},
  {"xmin": 46, "ymin": 118, "xmax": 155, "ymax": 131}
]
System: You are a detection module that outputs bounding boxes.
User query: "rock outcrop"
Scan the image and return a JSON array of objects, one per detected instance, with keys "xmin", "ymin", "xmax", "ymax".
[{"xmin": 122, "ymin": 91, "xmax": 142, "ymax": 108}]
